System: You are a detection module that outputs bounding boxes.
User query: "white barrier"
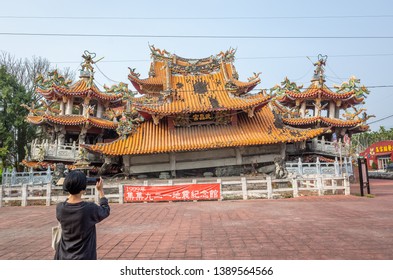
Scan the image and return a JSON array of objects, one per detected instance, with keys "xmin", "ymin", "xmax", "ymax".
[{"xmin": 0, "ymin": 175, "xmax": 350, "ymax": 207}]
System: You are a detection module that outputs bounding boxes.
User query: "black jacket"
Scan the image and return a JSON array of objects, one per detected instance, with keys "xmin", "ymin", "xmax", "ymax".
[{"xmin": 54, "ymin": 198, "xmax": 110, "ymax": 260}]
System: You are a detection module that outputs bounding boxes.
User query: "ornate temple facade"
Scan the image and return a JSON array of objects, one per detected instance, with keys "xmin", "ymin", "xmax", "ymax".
[
  {"xmin": 22, "ymin": 49, "xmax": 372, "ymax": 179},
  {"xmin": 271, "ymin": 55, "xmax": 372, "ymax": 162},
  {"xmin": 84, "ymin": 46, "xmax": 325, "ymax": 177},
  {"xmin": 23, "ymin": 51, "xmax": 126, "ymax": 174}
]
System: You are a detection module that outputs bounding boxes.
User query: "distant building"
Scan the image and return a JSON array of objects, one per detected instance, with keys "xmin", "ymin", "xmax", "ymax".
[{"xmin": 360, "ymin": 140, "xmax": 393, "ymax": 170}]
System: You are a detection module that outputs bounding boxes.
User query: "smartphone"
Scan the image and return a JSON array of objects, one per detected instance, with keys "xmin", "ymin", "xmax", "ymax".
[{"xmin": 86, "ymin": 177, "xmax": 100, "ymax": 185}]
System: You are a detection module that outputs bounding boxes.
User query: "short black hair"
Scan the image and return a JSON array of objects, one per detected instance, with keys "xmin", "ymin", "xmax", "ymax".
[{"xmin": 63, "ymin": 170, "xmax": 87, "ymax": 195}]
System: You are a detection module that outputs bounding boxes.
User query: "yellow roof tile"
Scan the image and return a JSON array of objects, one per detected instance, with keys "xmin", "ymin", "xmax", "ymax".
[
  {"xmin": 277, "ymin": 84, "xmax": 364, "ymax": 106},
  {"xmin": 128, "ymin": 47, "xmax": 260, "ymax": 106},
  {"xmin": 26, "ymin": 114, "xmax": 118, "ymax": 129},
  {"xmin": 282, "ymin": 116, "xmax": 362, "ymax": 128},
  {"xmin": 134, "ymin": 71, "xmax": 270, "ymax": 114},
  {"xmin": 86, "ymin": 106, "xmax": 325, "ymax": 156},
  {"xmin": 37, "ymin": 78, "xmax": 123, "ymax": 102}
]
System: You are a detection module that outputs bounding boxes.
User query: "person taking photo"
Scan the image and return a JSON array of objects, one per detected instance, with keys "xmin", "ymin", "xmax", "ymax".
[{"xmin": 54, "ymin": 170, "xmax": 110, "ymax": 260}]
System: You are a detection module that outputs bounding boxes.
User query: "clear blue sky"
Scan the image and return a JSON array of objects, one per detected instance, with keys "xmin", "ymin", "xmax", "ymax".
[{"xmin": 1, "ymin": 0, "xmax": 392, "ymax": 131}]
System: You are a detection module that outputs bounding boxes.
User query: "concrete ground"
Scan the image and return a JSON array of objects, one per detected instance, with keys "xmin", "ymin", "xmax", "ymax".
[{"xmin": 0, "ymin": 179, "xmax": 392, "ymax": 260}]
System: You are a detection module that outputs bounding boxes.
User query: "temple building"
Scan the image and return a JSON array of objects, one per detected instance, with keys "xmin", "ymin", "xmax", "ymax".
[
  {"xmin": 272, "ymin": 55, "xmax": 372, "ymax": 162},
  {"xmin": 22, "ymin": 51, "xmax": 126, "ymax": 173},
  {"xmin": 84, "ymin": 46, "xmax": 326, "ymax": 177},
  {"xmin": 22, "ymin": 49, "xmax": 372, "ymax": 178}
]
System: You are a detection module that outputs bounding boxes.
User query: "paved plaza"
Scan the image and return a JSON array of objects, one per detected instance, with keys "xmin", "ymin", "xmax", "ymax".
[{"xmin": 0, "ymin": 179, "xmax": 392, "ymax": 260}]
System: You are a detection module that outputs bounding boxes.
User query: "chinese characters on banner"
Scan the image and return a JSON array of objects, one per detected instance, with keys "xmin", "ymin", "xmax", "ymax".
[
  {"xmin": 375, "ymin": 144, "xmax": 392, "ymax": 153},
  {"xmin": 123, "ymin": 183, "xmax": 221, "ymax": 202}
]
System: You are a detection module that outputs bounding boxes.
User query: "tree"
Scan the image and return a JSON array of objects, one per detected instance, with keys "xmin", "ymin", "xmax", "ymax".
[
  {"xmin": 351, "ymin": 126, "xmax": 393, "ymax": 155},
  {"xmin": 0, "ymin": 52, "xmax": 76, "ymax": 170},
  {"xmin": 0, "ymin": 51, "xmax": 75, "ymax": 102},
  {"xmin": 0, "ymin": 66, "xmax": 36, "ymax": 170}
]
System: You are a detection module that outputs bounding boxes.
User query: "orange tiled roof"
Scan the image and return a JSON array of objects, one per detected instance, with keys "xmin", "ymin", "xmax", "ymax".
[
  {"xmin": 85, "ymin": 106, "xmax": 325, "ymax": 156},
  {"xmin": 26, "ymin": 115, "xmax": 46, "ymax": 125},
  {"xmin": 319, "ymin": 156, "xmax": 336, "ymax": 163},
  {"xmin": 26, "ymin": 114, "xmax": 118, "ymax": 129},
  {"xmin": 37, "ymin": 78, "xmax": 123, "ymax": 102},
  {"xmin": 133, "ymin": 72, "xmax": 270, "ymax": 114},
  {"xmin": 128, "ymin": 47, "xmax": 260, "ymax": 103},
  {"xmin": 21, "ymin": 160, "xmax": 55, "ymax": 170},
  {"xmin": 277, "ymin": 84, "xmax": 364, "ymax": 106},
  {"xmin": 282, "ymin": 116, "xmax": 362, "ymax": 128}
]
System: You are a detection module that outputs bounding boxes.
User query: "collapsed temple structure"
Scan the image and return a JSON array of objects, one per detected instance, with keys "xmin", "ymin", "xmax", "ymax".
[{"xmin": 21, "ymin": 47, "xmax": 372, "ymax": 178}]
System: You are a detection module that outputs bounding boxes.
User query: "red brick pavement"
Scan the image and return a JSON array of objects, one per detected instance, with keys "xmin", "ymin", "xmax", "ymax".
[{"xmin": 0, "ymin": 179, "xmax": 392, "ymax": 260}]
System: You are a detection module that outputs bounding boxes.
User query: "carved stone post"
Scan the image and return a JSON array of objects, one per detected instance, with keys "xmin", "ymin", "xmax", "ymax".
[
  {"xmin": 316, "ymin": 157, "xmax": 321, "ymax": 175},
  {"xmin": 11, "ymin": 168, "xmax": 16, "ymax": 185},
  {"xmin": 21, "ymin": 184, "xmax": 28, "ymax": 207},
  {"xmin": 334, "ymin": 157, "xmax": 340, "ymax": 176},
  {"xmin": 298, "ymin": 157, "xmax": 303, "ymax": 176},
  {"xmin": 266, "ymin": 176, "xmax": 273, "ymax": 199}
]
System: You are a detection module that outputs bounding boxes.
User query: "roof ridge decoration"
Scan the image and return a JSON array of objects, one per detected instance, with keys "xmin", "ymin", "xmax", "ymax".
[
  {"xmin": 147, "ymin": 44, "xmax": 238, "ymax": 76},
  {"xmin": 269, "ymin": 77, "xmax": 304, "ymax": 96},
  {"xmin": 129, "ymin": 46, "xmax": 260, "ymax": 100},
  {"xmin": 103, "ymin": 81, "xmax": 134, "ymax": 97},
  {"xmin": 115, "ymin": 109, "xmax": 145, "ymax": 138},
  {"xmin": 342, "ymin": 105, "xmax": 375, "ymax": 123},
  {"xmin": 149, "ymin": 44, "xmax": 237, "ymax": 63},
  {"xmin": 21, "ymin": 100, "xmax": 61, "ymax": 116},
  {"xmin": 35, "ymin": 69, "xmax": 72, "ymax": 90},
  {"xmin": 333, "ymin": 76, "xmax": 370, "ymax": 99}
]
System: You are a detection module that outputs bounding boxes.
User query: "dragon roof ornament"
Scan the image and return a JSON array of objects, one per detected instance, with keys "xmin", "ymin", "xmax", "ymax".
[
  {"xmin": 35, "ymin": 69, "xmax": 72, "ymax": 90},
  {"xmin": 148, "ymin": 44, "xmax": 237, "ymax": 64},
  {"xmin": 269, "ymin": 77, "xmax": 304, "ymax": 96},
  {"xmin": 333, "ymin": 76, "xmax": 370, "ymax": 99}
]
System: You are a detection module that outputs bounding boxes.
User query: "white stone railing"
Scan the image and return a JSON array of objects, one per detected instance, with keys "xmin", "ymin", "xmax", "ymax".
[
  {"xmin": 285, "ymin": 156, "xmax": 353, "ymax": 176},
  {"xmin": 0, "ymin": 175, "xmax": 350, "ymax": 207},
  {"xmin": 1, "ymin": 167, "xmax": 52, "ymax": 185},
  {"xmin": 311, "ymin": 138, "xmax": 350, "ymax": 157},
  {"xmin": 30, "ymin": 139, "xmax": 101, "ymax": 162},
  {"xmin": 287, "ymin": 138, "xmax": 351, "ymax": 157}
]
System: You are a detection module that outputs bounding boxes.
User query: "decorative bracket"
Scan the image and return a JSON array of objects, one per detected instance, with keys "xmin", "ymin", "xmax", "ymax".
[
  {"xmin": 244, "ymin": 107, "xmax": 255, "ymax": 118},
  {"xmin": 152, "ymin": 114, "xmax": 164, "ymax": 125}
]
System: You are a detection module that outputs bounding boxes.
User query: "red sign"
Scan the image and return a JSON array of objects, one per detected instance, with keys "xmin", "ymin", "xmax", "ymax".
[
  {"xmin": 123, "ymin": 183, "xmax": 221, "ymax": 202},
  {"xmin": 360, "ymin": 140, "xmax": 393, "ymax": 168}
]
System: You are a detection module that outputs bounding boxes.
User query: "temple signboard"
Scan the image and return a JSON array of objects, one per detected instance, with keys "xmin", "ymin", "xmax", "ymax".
[{"xmin": 123, "ymin": 183, "xmax": 221, "ymax": 202}]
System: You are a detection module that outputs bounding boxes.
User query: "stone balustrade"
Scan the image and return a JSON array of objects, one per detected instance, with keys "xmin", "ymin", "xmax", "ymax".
[
  {"xmin": 286, "ymin": 156, "xmax": 353, "ymax": 176},
  {"xmin": 287, "ymin": 138, "xmax": 351, "ymax": 157},
  {"xmin": 30, "ymin": 139, "xmax": 101, "ymax": 162},
  {"xmin": 1, "ymin": 167, "xmax": 52, "ymax": 185}
]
